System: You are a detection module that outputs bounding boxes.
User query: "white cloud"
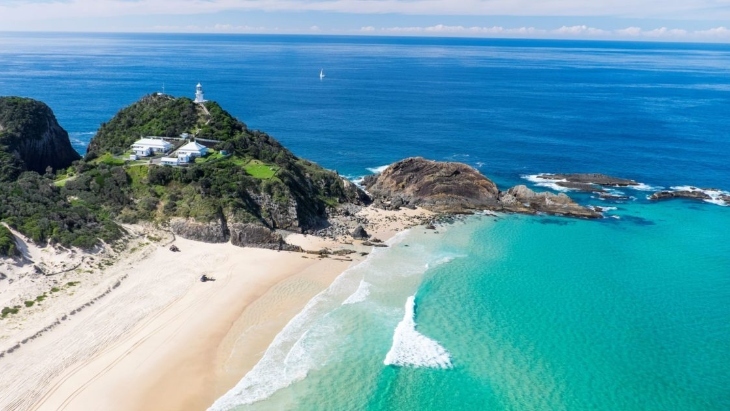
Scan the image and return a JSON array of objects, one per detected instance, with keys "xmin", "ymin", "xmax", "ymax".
[
  {"xmin": 361, "ymin": 24, "xmax": 730, "ymax": 41},
  {"xmin": 2, "ymin": 0, "xmax": 730, "ymax": 23},
  {"xmin": 377, "ymin": 24, "xmax": 546, "ymax": 35},
  {"xmin": 553, "ymin": 25, "xmax": 609, "ymax": 36}
]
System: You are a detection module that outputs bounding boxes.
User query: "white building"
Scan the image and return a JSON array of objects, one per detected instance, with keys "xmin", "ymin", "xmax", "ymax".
[
  {"xmin": 176, "ymin": 141, "xmax": 208, "ymax": 163},
  {"xmin": 160, "ymin": 157, "xmax": 179, "ymax": 166},
  {"xmin": 131, "ymin": 138, "xmax": 173, "ymax": 157},
  {"xmin": 194, "ymin": 83, "xmax": 206, "ymax": 103}
]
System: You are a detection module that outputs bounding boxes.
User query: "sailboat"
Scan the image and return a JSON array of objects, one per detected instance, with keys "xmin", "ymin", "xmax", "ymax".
[{"xmin": 319, "ymin": 69, "xmax": 325, "ymax": 80}]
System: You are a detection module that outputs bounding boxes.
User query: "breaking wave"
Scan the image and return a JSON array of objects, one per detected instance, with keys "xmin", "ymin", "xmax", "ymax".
[
  {"xmin": 367, "ymin": 165, "xmax": 389, "ymax": 174},
  {"xmin": 669, "ymin": 186, "xmax": 729, "ymax": 206},
  {"xmin": 523, "ymin": 174, "xmax": 662, "ymax": 193},
  {"xmin": 383, "ymin": 296, "xmax": 453, "ymax": 369},
  {"xmin": 342, "ymin": 280, "xmax": 371, "ymax": 305},
  {"xmin": 522, "ymin": 174, "xmax": 573, "ymax": 192}
]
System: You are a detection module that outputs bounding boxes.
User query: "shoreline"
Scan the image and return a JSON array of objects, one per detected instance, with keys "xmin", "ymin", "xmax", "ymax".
[{"xmin": 0, "ymin": 207, "xmax": 432, "ymax": 411}]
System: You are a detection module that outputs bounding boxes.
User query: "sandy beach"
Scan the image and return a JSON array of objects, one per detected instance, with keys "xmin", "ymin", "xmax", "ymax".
[{"xmin": 0, "ymin": 207, "xmax": 432, "ymax": 411}]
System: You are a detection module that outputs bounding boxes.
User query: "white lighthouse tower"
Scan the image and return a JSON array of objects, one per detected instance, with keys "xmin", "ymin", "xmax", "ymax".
[{"xmin": 194, "ymin": 83, "xmax": 206, "ymax": 103}]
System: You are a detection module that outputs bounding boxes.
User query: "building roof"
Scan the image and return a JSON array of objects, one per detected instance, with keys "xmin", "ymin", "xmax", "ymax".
[
  {"xmin": 132, "ymin": 138, "xmax": 172, "ymax": 148},
  {"xmin": 178, "ymin": 141, "xmax": 207, "ymax": 152}
]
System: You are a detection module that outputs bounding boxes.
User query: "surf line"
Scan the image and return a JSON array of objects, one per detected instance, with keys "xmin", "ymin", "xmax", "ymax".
[{"xmin": 384, "ymin": 295, "xmax": 453, "ymax": 369}]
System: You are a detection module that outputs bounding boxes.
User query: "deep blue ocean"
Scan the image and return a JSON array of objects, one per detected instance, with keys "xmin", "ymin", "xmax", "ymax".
[{"xmin": 1, "ymin": 33, "xmax": 729, "ymax": 410}]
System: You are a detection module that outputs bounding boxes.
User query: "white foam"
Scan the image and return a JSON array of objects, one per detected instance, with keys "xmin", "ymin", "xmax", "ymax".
[
  {"xmin": 383, "ymin": 296, "xmax": 453, "ymax": 369},
  {"xmin": 670, "ymin": 186, "xmax": 729, "ymax": 206},
  {"xmin": 522, "ymin": 174, "xmax": 573, "ymax": 192},
  {"xmin": 604, "ymin": 188, "xmax": 626, "ymax": 196},
  {"xmin": 367, "ymin": 165, "xmax": 389, "ymax": 174},
  {"xmin": 209, "ymin": 230, "xmax": 417, "ymax": 410},
  {"xmin": 630, "ymin": 182, "xmax": 660, "ymax": 191},
  {"xmin": 342, "ymin": 280, "xmax": 371, "ymax": 305}
]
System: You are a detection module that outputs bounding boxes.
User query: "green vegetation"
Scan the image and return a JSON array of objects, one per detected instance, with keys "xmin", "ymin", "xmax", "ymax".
[
  {"xmin": 1, "ymin": 306, "xmax": 20, "ymax": 318},
  {"xmin": 244, "ymin": 160, "xmax": 279, "ymax": 179},
  {"xmin": 0, "ymin": 224, "xmax": 18, "ymax": 257},
  {"xmin": 24, "ymin": 300, "xmax": 34, "ymax": 307},
  {"xmin": 0, "ymin": 94, "xmax": 369, "ymax": 250},
  {"xmin": 87, "ymin": 94, "xmax": 247, "ymax": 156},
  {"xmin": 0, "ymin": 97, "xmax": 80, "ymax": 179},
  {"xmin": 0, "ymin": 172, "xmax": 123, "ymax": 249},
  {"xmin": 93, "ymin": 153, "xmax": 126, "ymax": 167},
  {"xmin": 50, "ymin": 287, "xmax": 60, "ymax": 293}
]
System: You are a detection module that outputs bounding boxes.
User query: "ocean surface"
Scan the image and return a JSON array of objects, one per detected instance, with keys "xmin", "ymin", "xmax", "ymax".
[{"xmin": 1, "ymin": 33, "xmax": 729, "ymax": 410}]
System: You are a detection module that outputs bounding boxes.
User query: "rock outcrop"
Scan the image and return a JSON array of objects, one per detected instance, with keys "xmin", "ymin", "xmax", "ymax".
[
  {"xmin": 499, "ymin": 185, "xmax": 602, "ymax": 218},
  {"xmin": 649, "ymin": 188, "xmax": 729, "ymax": 205},
  {"xmin": 537, "ymin": 173, "xmax": 639, "ymax": 187},
  {"xmin": 0, "ymin": 97, "xmax": 81, "ymax": 180},
  {"xmin": 365, "ymin": 158, "xmax": 601, "ymax": 219},
  {"xmin": 229, "ymin": 223, "xmax": 301, "ymax": 252},
  {"xmin": 364, "ymin": 157, "xmax": 501, "ymax": 213},
  {"xmin": 351, "ymin": 225, "xmax": 370, "ymax": 240},
  {"xmin": 169, "ymin": 218, "xmax": 228, "ymax": 243},
  {"xmin": 169, "ymin": 217, "xmax": 302, "ymax": 251}
]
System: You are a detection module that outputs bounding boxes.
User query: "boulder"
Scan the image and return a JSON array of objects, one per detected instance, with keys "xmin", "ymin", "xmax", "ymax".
[
  {"xmin": 351, "ymin": 225, "xmax": 370, "ymax": 240},
  {"xmin": 498, "ymin": 185, "xmax": 602, "ymax": 218},
  {"xmin": 365, "ymin": 157, "xmax": 500, "ymax": 213}
]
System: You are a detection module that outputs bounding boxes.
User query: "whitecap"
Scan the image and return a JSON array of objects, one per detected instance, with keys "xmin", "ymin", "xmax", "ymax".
[
  {"xmin": 670, "ymin": 186, "xmax": 729, "ymax": 206},
  {"xmin": 383, "ymin": 296, "xmax": 452, "ymax": 369},
  {"xmin": 630, "ymin": 182, "xmax": 663, "ymax": 191},
  {"xmin": 367, "ymin": 165, "xmax": 389, "ymax": 174},
  {"xmin": 522, "ymin": 174, "xmax": 573, "ymax": 192}
]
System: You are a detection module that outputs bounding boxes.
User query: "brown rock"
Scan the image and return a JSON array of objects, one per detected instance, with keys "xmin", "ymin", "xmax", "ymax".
[
  {"xmin": 498, "ymin": 185, "xmax": 602, "ymax": 218},
  {"xmin": 364, "ymin": 157, "xmax": 500, "ymax": 213}
]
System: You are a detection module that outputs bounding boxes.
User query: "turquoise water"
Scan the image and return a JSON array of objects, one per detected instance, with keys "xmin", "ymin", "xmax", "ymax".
[{"xmin": 212, "ymin": 199, "xmax": 730, "ymax": 410}]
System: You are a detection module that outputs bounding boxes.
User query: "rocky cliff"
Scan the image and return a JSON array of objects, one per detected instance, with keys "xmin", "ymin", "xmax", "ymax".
[
  {"xmin": 363, "ymin": 157, "xmax": 501, "ymax": 213},
  {"xmin": 364, "ymin": 157, "xmax": 601, "ymax": 218},
  {"xmin": 0, "ymin": 97, "xmax": 81, "ymax": 181}
]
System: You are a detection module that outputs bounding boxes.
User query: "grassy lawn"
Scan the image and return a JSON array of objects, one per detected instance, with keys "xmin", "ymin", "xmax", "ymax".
[
  {"xmin": 244, "ymin": 159, "xmax": 279, "ymax": 179},
  {"xmin": 194, "ymin": 151, "xmax": 225, "ymax": 164},
  {"xmin": 54, "ymin": 175, "xmax": 77, "ymax": 187},
  {"xmin": 93, "ymin": 153, "xmax": 126, "ymax": 167}
]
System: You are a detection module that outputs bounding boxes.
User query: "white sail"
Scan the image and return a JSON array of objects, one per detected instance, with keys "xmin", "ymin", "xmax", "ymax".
[{"xmin": 319, "ymin": 69, "xmax": 325, "ymax": 79}]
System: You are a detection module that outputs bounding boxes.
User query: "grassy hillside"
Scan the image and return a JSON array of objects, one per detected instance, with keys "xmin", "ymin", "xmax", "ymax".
[
  {"xmin": 86, "ymin": 94, "xmax": 246, "ymax": 156},
  {"xmin": 80, "ymin": 94, "xmax": 368, "ymax": 231},
  {"xmin": 0, "ymin": 94, "xmax": 368, "ymax": 251}
]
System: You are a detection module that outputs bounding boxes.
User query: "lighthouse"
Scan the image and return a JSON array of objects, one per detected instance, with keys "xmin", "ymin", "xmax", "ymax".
[{"xmin": 194, "ymin": 83, "xmax": 206, "ymax": 103}]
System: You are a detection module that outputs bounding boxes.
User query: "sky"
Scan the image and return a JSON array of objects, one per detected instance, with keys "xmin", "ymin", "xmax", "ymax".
[{"xmin": 1, "ymin": 0, "xmax": 730, "ymax": 42}]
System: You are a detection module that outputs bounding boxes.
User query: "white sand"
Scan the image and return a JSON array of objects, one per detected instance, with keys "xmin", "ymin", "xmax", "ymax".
[{"xmin": 0, "ymin": 207, "xmax": 433, "ymax": 411}]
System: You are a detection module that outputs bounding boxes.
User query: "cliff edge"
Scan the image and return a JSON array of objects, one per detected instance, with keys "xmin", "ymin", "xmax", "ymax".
[{"xmin": 0, "ymin": 97, "xmax": 81, "ymax": 180}]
